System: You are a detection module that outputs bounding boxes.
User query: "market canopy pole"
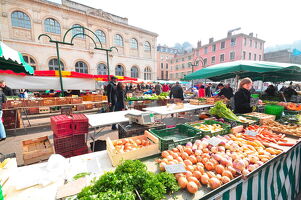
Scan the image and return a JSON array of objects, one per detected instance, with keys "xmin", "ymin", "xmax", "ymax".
[{"xmin": 38, "ymin": 26, "xmax": 118, "ymax": 96}]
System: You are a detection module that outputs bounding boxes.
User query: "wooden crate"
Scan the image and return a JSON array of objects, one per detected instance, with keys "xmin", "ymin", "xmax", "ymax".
[
  {"xmin": 93, "ymin": 95, "xmax": 102, "ymax": 102},
  {"xmin": 41, "ymin": 98, "xmax": 56, "ymax": 106},
  {"xmin": 102, "ymin": 96, "xmax": 108, "ymax": 101},
  {"xmin": 27, "ymin": 107, "xmax": 40, "ymax": 115},
  {"xmin": 69, "ymin": 97, "xmax": 83, "ymax": 104},
  {"xmin": 82, "ymin": 95, "xmax": 94, "ymax": 101},
  {"xmin": 106, "ymin": 131, "xmax": 160, "ymax": 166},
  {"xmin": 55, "ymin": 97, "xmax": 70, "ymax": 105},
  {"xmin": 6, "ymin": 100, "xmax": 24, "ymax": 108},
  {"xmin": 84, "ymin": 103, "xmax": 94, "ymax": 110},
  {"xmin": 244, "ymin": 112, "xmax": 276, "ymax": 125},
  {"xmin": 22, "ymin": 136, "xmax": 54, "ymax": 165},
  {"xmin": 39, "ymin": 107, "xmax": 50, "ymax": 114},
  {"xmin": 76, "ymin": 104, "xmax": 85, "ymax": 111}
]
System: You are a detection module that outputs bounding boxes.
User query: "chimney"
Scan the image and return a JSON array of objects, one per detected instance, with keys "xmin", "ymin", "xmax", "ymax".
[
  {"xmin": 249, "ymin": 32, "xmax": 253, "ymax": 37},
  {"xmin": 197, "ymin": 40, "xmax": 202, "ymax": 48},
  {"xmin": 209, "ymin": 37, "xmax": 214, "ymax": 43},
  {"xmin": 227, "ymin": 31, "xmax": 232, "ymax": 37}
]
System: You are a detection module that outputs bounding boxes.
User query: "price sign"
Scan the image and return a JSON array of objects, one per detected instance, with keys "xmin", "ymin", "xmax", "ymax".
[
  {"xmin": 165, "ymin": 164, "xmax": 186, "ymax": 174},
  {"xmin": 208, "ymin": 137, "xmax": 223, "ymax": 146},
  {"xmin": 245, "ymin": 130, "xmax": 258, "ymax": 136}
]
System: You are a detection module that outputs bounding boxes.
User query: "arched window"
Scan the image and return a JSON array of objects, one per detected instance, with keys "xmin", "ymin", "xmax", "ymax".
[
  {"xmin": 95, "ymin": 30, "xmax": 106, "ymax": 43},
  {"xmin": 131, "ymin": 66, "xmax": 138, "ymax": 78},
  {"xmin": 44, "ymin": 18, "xmax": 60, "ymax": 34},
  {"xmin": 23, "ymin": 54, "xmax": 37, "ymax": 70},
  {"xmin": 144, "ymin": 67, "xmax": 152, "ymax": 80},
  {"xmin": 11, "ymin": 11, "xmax": 31, "ymax": 29},
  {"xmin": 114, "ymin": 34, "xmax": 123, "ymax": 46},
  {"xmin": 130, "ymin": 38, "xmax": 138, "ymax": 49},
  {"xmin": 115, "ymin": 65, "xmax": 124, "ymax": 76},
  {"xmin": 97, "ymin": 63, "xmax": 107, "ymax": 75},
  {"xmin": 75, "ymin": 61, "xmax": 88, "ymax": 74},
  {"xmin": 48, "ymin": 58, "xmax": 64, "ymax": 71},
  {"xmin": 72, "ymin": 24, "xmax": 85, "ymax": 39},
  {"xmin": 144, "ymin": 41, "xmax": 151, "ymax": 51}
]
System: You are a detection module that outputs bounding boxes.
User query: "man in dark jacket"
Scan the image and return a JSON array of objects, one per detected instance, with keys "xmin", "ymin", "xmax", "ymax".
[
  {"xmin": 0, "ymin": 81, "xmax": 13, "ymax": 96},
  {"xmin": 106, "ymin": 76, "xmax": 118, "ymax": 129},
  {"xmin": 0, "ymin": 88, "xmax": 7, "ymax": 140},
  {"xmin": 170, "ymin": 82, "xmax": 184, "ymax": 100}
]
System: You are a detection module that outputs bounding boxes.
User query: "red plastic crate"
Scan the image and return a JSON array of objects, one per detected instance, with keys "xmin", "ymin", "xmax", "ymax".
[
  {"xmin": 53, "ymin": 134, "xmax": 86, "ymax": 153},
  {"xmin": 71, "ymin": 114, "xmax": 88, "ymax": 135},
  {"xmin": 57, "ymin": 151, "xmax": 74, "ymax": 158},
  {"xmin": 51, "ymin": 115, "xmax": 73, "ymax": 137},
  {"xmin": 73, "ymin": 145, "xmax": 89, "ymax": 156}
]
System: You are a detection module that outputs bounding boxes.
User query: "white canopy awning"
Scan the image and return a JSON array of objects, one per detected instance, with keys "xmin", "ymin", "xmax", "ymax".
[{"xmin": 0, "ymin": 75, "xmax": 96, "ymax": 90}]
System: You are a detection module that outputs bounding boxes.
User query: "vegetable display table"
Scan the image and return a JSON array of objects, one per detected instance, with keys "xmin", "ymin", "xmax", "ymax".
[{"xmin": 85, "ymin": 109, "xmax": 144, "ymax": 151}]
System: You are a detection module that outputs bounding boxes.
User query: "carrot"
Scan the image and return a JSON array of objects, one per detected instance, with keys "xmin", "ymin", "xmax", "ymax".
[{"xmin": 278, "ymin": 143, "xmax": 294, "ymax": 146}]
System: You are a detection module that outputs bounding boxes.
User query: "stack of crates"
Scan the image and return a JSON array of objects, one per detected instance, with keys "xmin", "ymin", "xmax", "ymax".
[{"xmin": 51, "ymin": 114, "xmax": 89, "ymax": 158}]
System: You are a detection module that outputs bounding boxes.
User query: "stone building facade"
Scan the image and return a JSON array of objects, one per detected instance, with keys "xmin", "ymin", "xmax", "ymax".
[
  {"xmin": 264, "ymin": 49, "xmax": 301, "ymax": 64},
  {"xmin": 156, "ymin": 45, "xmax": 178, "ymax": 80},
  {"xmin": 0, "ymin": 0, "xmax": 158, "ymax": 79}
]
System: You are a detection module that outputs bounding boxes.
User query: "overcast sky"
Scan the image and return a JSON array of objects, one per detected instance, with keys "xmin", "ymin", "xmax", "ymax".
[{"xmin": 73, "ymin": 0, "xmax": 301, "ymax": 48}]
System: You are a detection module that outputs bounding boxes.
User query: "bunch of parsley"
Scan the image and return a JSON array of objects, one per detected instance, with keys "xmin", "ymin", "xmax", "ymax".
[{"xmin": 77, "ymin": 160, "xmax": 179, "ymax": 200}]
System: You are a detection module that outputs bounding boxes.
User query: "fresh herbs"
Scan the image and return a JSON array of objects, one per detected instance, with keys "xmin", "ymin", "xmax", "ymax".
[{"xmin": 77, "ymin": 160, "xmax": 179, "ymax": 200}]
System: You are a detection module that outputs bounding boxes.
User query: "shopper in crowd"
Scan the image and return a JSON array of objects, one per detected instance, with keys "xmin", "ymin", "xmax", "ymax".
[
  {"xmin": 234, "ymin": 78, "xmax": 253, "ymax": 114},
  {"xmin": 190, "ymin": 87, "xmax": 199, "ymax": 99},
  {"xmin": 106, "ymin": 76, "xmax": 118, "ymax": 130},
  {"xmin": 225, "ymin": 83, "xmax": 234, "ymax": 96},
  {"xmin": 116, "ymin": 82, "xmax": 127, "ymax": 111},
  {"xmin": 205, "ymin": 83, "xmax": 213, "ymax": 97},
  {"xmin": 284, "ymin": 85, "xmax": 297, "ymax": 99},
  {"xmin": 137, "ymin": 84, "xmax": 141, "ymax": 91},
  {"xmin": 0, "ymin": 88, "xmax": 6, "ymax": 141},
  {"xmin": 0, "ymin": 81, "xmax": 13, "ymax": 96},
  {"xmin": 265, "ymin": 85, "xmax": 276, "ymax": 97},
  {"xmin": 198, "ymin": 85, "xmax": 205, "ymax": 98},
  {"xmin": 216, "ymin": 83, "xmax": 233, "ymax": 99},
  {"xmin": 155, "ymin": 82, "xmax": 163, "ymax": 95},
  {"xmin": 170, "ymin": 82, "xmax": 184, "ymax": 101},
  {"xmin": 162, "ymin": 84, "xmax": 169, "ymax": 92}
]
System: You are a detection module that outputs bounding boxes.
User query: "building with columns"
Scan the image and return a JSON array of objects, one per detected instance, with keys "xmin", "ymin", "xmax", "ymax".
[{"xmin": 0, "ymin": 0, "xmax": 158, "ymax": 80}]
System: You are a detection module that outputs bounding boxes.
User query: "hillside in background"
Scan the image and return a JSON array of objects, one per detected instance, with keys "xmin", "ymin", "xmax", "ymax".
[
  {"xmin": 173, "ymin": 42, "xmax": 193, "ymax": 53},
  {"xmin": 265, "ymin": 40, "xmax": 301, "ymax": 53}
]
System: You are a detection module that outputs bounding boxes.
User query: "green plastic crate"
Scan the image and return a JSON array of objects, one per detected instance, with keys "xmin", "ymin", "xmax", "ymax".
[
  {"xmin": 251, "ymin": 94, "xmax": 260, "ymax": 98},
  {"xmin": 187, "ymin": 120, "xmax": 230, "ymax": 136},
  {"xmin": 223, "ymin": 114, "xmax": 259, "ymax": 128},
  {"xmin": 264, "ymin": 104, "xmax": 284, "ymax": 119},
  {"xmin": 149, "ymin": 124, "xmax": 202, "ymax": 151}
]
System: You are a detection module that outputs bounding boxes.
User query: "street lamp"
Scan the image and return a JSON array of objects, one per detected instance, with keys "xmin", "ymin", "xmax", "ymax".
[
  {"xmin": 188, "ymin": 52, "xmax": 204, "ymax": 87},
  {"xmin": 38, "ymin": 26, "xmax": 118, "ymax": 96}
]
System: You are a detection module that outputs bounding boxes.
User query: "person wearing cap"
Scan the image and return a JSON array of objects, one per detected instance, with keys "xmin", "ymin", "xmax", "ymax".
[
  {"xmin": 216, "ymin": 83, "xmax": 233, "ymax": 99},
  {"xmin": 106, "ymin": 76, "xmax": 118, "ymax": 130}
]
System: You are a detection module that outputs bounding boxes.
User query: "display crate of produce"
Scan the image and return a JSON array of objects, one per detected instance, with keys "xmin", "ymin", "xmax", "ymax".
[
  {"xmin": 244, "ymin": 112, "xmax": 276, "ymax": 124},
  {"xmin": 149, "ymin": 124, "xmax": 202, "ymax": 151},
  {"xmin": 69, "ymin": 97, "xmax": 83, "ymax": 104},
  {"xmin": 55, "ymin": 97, "xmax": 70, "ymax": 105},
  {"xmin": 264, "ymin": 104, "xmax": 284, "ymax": 119},
  {"xmin": 107, "ymin": 130, "xmax": 160, "ymax": 166},
  {"xmin": 41, "ymin": 98, "xmax": 56, "ymax": 106},
  {"xmin": 237, "ymin": 114, "xmax": 260, "ymax": 126},
  {"xmin": 82, "ymin": 95, "xmax": 94, "ymax": 101},
  {"xmin": 51, "ymin": 115, "xmax": 73, "ymax": 137},
  {"xmin": 101, "ymin": 95, "xmax": 108, "ymax": 101},
  {"xmin": 23, "ymin": 99, "xmax": 41, "ymax": 107},
  {"xmin": 84, "ymin": 103, "xmax": 94, "ymax": 110},
  {"xmin": 93, "ymin": 95, "xmax": 102, "ymax": 102},
  {"xmin": 54, "ymin": 134, "xmax": 86, "ymax": 153},
  {"xmin": 5, "ymin": 100, "xmax": 23, "ymax": 108},
  {"xmin": 187, "ymin": 120, "xmax": 230, "ymax": 136},
  {"xmin": 22, "ymin": 136, "xmax": 54, "ymax": 165},
  {"xmin": 189, "ymin": 98, "xmax": 207, "ymax": 105},
  {"xmin": 3, "ymin": 110, "xmax": 16, "ymax": 117},
  {"xmin": 27, "ymin": 107, "xmax": 39, "ymax": 115},
  {"xmin": 71, "ymin": 113, "xmax": 88, "ymax": 135},
  {"xmin": 118, "ymin": 122, "xmax": 166, "ymax": 139},
  {"xmin": 94, "ymin": 102, "xmax": 103, "ymax": 108},
  {"xmin": 73, "ymin": 145, "xmax": 89, "ymax": 156},
  {"xmin": 39, "ymin": 106, "xmax": 50, "ymax": 114},
  {"xmin": 284, "ymin": 109, "xmax": 300, "ymax": 115},
  {"xmin": 76, "ymin": 104, "xmax": 85, "ymax": 111}
]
